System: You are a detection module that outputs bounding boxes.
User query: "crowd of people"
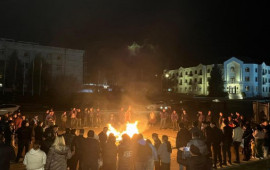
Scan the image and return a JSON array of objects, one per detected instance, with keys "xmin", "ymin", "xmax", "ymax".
[{"xmin": 0, "ymin": 107, "xmax": 270, "ymax": 170}]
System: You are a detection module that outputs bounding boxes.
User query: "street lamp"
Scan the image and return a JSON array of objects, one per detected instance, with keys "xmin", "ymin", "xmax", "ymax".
[{"xmin": 165, "ymin": 73, "xmax": 169, "ymax": 78}]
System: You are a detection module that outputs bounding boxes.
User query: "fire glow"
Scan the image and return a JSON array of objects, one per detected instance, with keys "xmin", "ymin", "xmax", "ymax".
[{"xmin": 107, "ymin": 121, "xmax": 139, "ymax": 140}]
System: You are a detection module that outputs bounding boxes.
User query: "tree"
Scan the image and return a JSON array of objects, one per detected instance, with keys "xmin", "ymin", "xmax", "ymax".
[{"xmin": 208, "ymin": 64, "xmax": 226, "ymax": 97}]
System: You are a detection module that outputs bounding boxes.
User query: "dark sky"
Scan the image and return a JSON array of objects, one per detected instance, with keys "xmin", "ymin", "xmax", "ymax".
[{"xmin": 0, "ymin": 0, "xmax": 269, "ymax": 71}]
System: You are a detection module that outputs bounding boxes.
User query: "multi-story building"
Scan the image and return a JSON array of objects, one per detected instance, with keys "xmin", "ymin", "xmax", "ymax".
[
  {"xmin": 0, "ymin": 38, "xmax": 84, "ymax": 94},
  {"xmin": 164, "ymin": 57, "xmax": 270, "ymax": 98}
]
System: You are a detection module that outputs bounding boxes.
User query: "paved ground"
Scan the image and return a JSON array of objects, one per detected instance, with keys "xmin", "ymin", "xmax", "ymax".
[{"xmin": 10, "ymin": 125, "xmax": 268, "ymax": 170}]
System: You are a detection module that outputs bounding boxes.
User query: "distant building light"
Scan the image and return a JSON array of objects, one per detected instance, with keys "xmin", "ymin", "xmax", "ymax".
[
  {"xmin": 0, "ymin": 83, "xmax": 2, "ymax": 87},
  {"xmin": 168, "ymin": 88, "xmax": 172, "ymax": 92},
  {"xmin": 108, "ymin": 88, "xmax": 113, "ymax": 92},
  {"xmin": 165, "ymin": 74, "xmax": 169, "ymax": 78}
]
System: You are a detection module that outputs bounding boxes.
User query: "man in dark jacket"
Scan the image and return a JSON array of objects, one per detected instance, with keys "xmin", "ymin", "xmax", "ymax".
[
  {"xmin": 0, "ymin": 133, "xmax": 15, "ymax": 170},
  {"xmin": 34, "ymin": 121, "xmax": 44, "ymax": 142},
  {"xmin": 189, "ymin": 121, "xmax": 203, "ymax": 139},
  {"xmin": 222, "ymin": 119, "xmax": 233, "ymax": 165},
  {"xmin": 152, "ymin": 133, "xmax": 162, "ymax": 170},
  {"xmin": 81, "ymin": 130, "xmax": 100, "ymax": 170},
  {"xmin": 71, "ymin": 129, "xmax": 85, "ymax": 170},
  {"xmin": 202, "ymin": 121, "xmax": 212, "ymax": 158},
  {"xmin": 262, "ymin": 120, "xmax": 270, "ymax": 158},
  {"xmin": 177, "ymin": 144, "xmax": 212, "ymax": 170},
  {"xmin": 210, "ymin": 122, "xmax": 223, "ymax": 168},
  {"xmin": 242, "ymin": 123, "xmax": 253, "ymax": 161},
  {"xmin": 176, "ymin": 123, "xmax": 192, "ymax": 170},
  {"xmin": 98, "ymin": 127, "xmax": 108, "ymax": 152},
  {"xmin": 15, "ymin": 121, "xmax": 32, "ymax": 162}
]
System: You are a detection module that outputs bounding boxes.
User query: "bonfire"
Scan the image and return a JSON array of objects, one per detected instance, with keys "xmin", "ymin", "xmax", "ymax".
[{"xmin": 107, "ymin": 121, "xmax": 139, "ymax": 140}]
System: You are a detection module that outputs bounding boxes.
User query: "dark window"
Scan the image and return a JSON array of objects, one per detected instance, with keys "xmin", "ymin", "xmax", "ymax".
[
  {"xmin": 255, "ymin": 77, "xmax": 258, "ymax": 82},
  {"xmin": 230, "ymin": 67, "xmax": 235, "ymax": 72},
  {"xmin": 195, "ymin": 70, "xmax": 197, "ymax": 74},
  {"xmin": 245, "ymin": 77, "xmax": 250, "ymax": 82},
  {"xmin": 255, "ymin": 68, "xmax": 258, "ymax": 72},
  {"xmin": 245, "ymin": 67, "xmax": 250, "ymax": 72}
]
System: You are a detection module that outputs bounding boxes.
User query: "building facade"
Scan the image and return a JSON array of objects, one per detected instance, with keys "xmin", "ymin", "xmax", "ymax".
[
  {"xmin": 0, "ymin": 38, "xmax": 84, "ymax": 94},
  {"xmin": 164, "ymin": 57, "xmax": 270, "ymax": 98}
]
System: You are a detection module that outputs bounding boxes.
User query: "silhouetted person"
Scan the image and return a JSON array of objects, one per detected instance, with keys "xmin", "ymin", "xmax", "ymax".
[
  {"xmin": 0, "ymin": 133, "xmax": 15, "ymax": 170},
  {"xmin": 16, "ymin": 121, "xmax": 32, "ymax": 162},
  {"xmin": 210, "ymin": 122, "xmax": 223, "ymax": 168},
  {"xmin": 222, "ymin": 119, "xmax": 232, "ymax": 165}
]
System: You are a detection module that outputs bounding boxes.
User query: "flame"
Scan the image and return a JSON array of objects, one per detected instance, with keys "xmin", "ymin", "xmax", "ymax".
[{"xmin": 107, "ymin": 121, "xmax": 139, "ymax": 140}]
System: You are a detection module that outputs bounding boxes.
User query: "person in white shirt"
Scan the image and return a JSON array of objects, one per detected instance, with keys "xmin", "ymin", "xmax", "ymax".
[
  {"xmin": 232, "ymin": 121, "xmax": 243, "ymax": 164},
  {"xmin": 23, "ymin": 141, "xmax": 46, "ymax": 170}
]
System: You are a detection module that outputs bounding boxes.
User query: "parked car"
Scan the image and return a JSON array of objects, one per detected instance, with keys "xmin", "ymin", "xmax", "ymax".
[
  {"xmin": 146, "ymin": 101, "xmax": 171, "ymax": 111},
  {"xmin": 0, "ymin": 104, "xmax": 20, "ymax": 115}
]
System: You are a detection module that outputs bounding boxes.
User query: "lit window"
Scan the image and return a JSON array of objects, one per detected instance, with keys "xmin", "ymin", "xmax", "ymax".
[
  {"xmin": 0, "ymin": 83, "xmax": 2, "ymax": 87},
  {"xmin": 230, "ymin": 67, "xmax": 235, "ymax": 72}
]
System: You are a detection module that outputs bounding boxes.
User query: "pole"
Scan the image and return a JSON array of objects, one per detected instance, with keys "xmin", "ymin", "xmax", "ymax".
[{"xmin": 39, "ymin": 60, "xmax": 42, "ymax": 96}]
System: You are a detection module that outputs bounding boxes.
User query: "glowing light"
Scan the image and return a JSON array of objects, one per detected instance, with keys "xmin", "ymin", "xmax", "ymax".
[
  {"xmin": 107, "ymin": 121, "xmax": 139, "ymax": 140},
  {"xmin": 165, "ymin": 74, "xmax": 169, "ymax": 78}
]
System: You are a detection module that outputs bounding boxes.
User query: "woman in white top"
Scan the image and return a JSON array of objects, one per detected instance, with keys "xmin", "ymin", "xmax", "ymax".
[{"xmin": 23, "ymin": 141, "xmax": 46, "ymax": 170}]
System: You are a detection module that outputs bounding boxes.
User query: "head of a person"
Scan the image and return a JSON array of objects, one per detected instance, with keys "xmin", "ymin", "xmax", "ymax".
[
  {"xmin": 183, "ymin": 110, "xmax": 186, "ymax": 114},
  {"xmin": 121, "ymin": 134, "xmax": 131, "ymax": 143},
  {"xmin": 224, "ymin": 119, "xmax": 229, "ymax": 126},
  {"xmin": 108, "ymin": 133, "xmax": 116, "ymax": 143},
  {"xmin": 53, "ymin": 125, "xmax": 59, "ymax": 132},
  {"xmin": 79, "ymin": 129, "xmax": 84, "ymax": 136},
  {"xmin": 208, "ymin": 111, "xmax": 211, "ymax": 115},
  {"xmin": 228, "ymin": 116, "xmax": 232, "ymax": 121},
  {"xmin": 25, "ymin": 121, "xmax": 29, "ymax": 127},
  {"xmin": 192, "ymin": 121, "xmax": 198, "ymax": 128},
  {"xmin": 65, "ymin": 128, "xmax": 71, "ymax": 134},
  {"xmin": 13, "ymin": 114, "xmax": 17, "ymax": 118},
  {"xmin": 96, "ymin": 108, "xmax": 100, "ymax": 112},
  {"xmin": 173, "ymin": 110, "xmax": 176, "ymax": 114},
  {"xmin": 52, "ymin": 136, "xmax": 66, "ymax": 149},
  {"xmin": 103, "ymin": 127, "xmax": 108, "ymax": 133},
  {"xmin": 198, "ymin": 111, "xmax": 202, "ymax": 115},
  {"xmin": 37, "ymin": 121, "xmax": 43, "ymax": 127},
  {"xmin": 243, "ymin": 123, "xmax": 250, "ymax": 130},
  {"xmin": 192, "ymin": 131, "xmax": 200, "ymax": 139},
  {"xmin": 190, "ymin": 144, "xmax": 201, "ymax": 156},
  {"xmin": 162, "ymin": 109, "xmax": 166, "ymax": 112},
  {"xmin": 210, "ymin": 122, "xmax": 216, "ymax": 128},
  {"xmin": 233, "ymin": 121, "xmax": 239, "ymax": 127},
  {"xmin": 162, "ymin": 135, "xmax": 168, "ymax": 143},
  {"xmin": 256, "ymin": 124, "xmax": 263, "ymax": 131},
  {"xmin": 262, "ymin": 120, "xmax": 269, "ymax": 127},
  {"xmin": 202, "ymin": 121, "xmax": 208, "ymax": 128},
  {"xmin": 219, "ymin": 112, "xmax": 223, "ymax": 116},
  {"xmin": 88, "ymin": 130, "xmax": 95, "ymax": 138},
  {"xmin": 137, "ymin": 134, "xmax": 144, "ymax": 141},
  {"xmin": 33, "ymin": 141, "xmax": 41, "ymax": 150},
  {"xmin": 179, "ymin": 122, "xmax": 185, "ymax": 129},
  {"xmin": 152, "ymin": 133, "xmax": 159, "ymax": 141},
  {"xmin": 22, "ymin": 115, "xmax": 26, "ymax": 120},
  {"xmin": 146, "ymin": 139, "xmax": 152, "ymax": 145}
]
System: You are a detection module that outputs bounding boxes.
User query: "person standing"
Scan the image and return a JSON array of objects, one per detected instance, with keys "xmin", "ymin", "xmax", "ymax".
[
  {"xmin": 103, "ymin": 134, "xmax": 117, "ymax": 170},
  {"xmin": 23, "ymin": 141, "xmax": 46, "ymax": 170},
  {"xmin": 232, "ymin": 121, "xmax": 243, "ymax": 163},
  {"xmin": 201, "ymin": 121, "xmax": 212, "ymax": 158},
  {"xmin": 181, "ymin": 110, "xmax": 189, "ymax": 128},
  {"xmin": 197, "ymin": 111, "xmax": 205, "ymax": 129},
  {"xmin": 70, "ymin": 108, "xmax": 77, "ymax": 129},
  {"xmin": 146, "ymin": 139, "xmax": 158, "ymax": 170},
  {"xmin": 60, "ymin": 112, "xmax": 67, "ymax": 130},
  {"xmin": 81, "ymin": 130, "xmax": 101, "ymax": 170},
  {"xmin": 134, "ymin": 134, "xmax": 152, "ymax": 170},
  {"xmin": 34, "ymin": 121, "xmax": 44, "ymax": 142},
  {"xmin": 76, "ymin": 109, "xmax": 82, "ymax": 128},
  {"xmin": 222, "ymin": 119, "xmax": 232, "ymax": 165},
  {"xmin": 45, "ymin": 136, "xmax": 72, "ymax": 170},
  {"xmin": 83, "ymin": 108, "xmax": 89, "ymax": 127},
  {"xmin": 262, "ymin": 120, "xmax": 270, "ymax": 158},
  {"xmin": 176, "ymin": 123, "xmax": 191, "ymax": 170},
  {"xmin": 218, "ymin": 112, "xmax": 224, "ymax": 129},
  {"xmin": 0, "ymin": 133, "xmax": 15, "ymax": 170},
  {"xmin": 253, "ymin": 124, "xmax": 265, "ymax": 159},
  {"xmin": 16, "ymin": 121, "xmax": 32, "ymax": 162},
  {"xmin": 89, "ymin": 108, "xmax": 94, "ymax": 127},
  {"xmin": 98, "ymin": 127, "xmax": 108, "ymax": 152},
  {"xmin": 152, "ymin": 133, "xmax": 162, "ymax": 170},
  {"xmin": 149, "ymin": 111, "xmax": 157, "ymax": 127},
  {"xmin": 242, "ymin": 123, "xmax": 253, "ymax": 161},
  {"xmin": 171, "ymin": 110, "xmax": 179, "ymax": 131},
  {"xmin": 158, "ymin": 135, "xmax": 172, "ymax": 170},
  {"xmin": 206, "ymin": 111, "xmax": 213, "ymax": 123},
  {"xmin": 189, "ymin": 121, "xmax": 203, "ymax": 139},
  {"xmin": 160, "ymin": 109, "xmax": 168, "ymax": 129},
  {"xmin": 71, "ymin": 129, "xmax": 85, "ymax": 170},
  {"xmin": 118, "ymin": 134, "xmax": 133, "ymax": 170},
  {"xmin": 210, "ymin": 122, "xmax": 223, "ymax": 168}
]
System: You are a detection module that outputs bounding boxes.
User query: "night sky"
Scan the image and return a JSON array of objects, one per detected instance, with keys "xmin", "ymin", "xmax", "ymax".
[{"xmin": 0, "ymin": 0, "xmax": 269, "ymax": 79}]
